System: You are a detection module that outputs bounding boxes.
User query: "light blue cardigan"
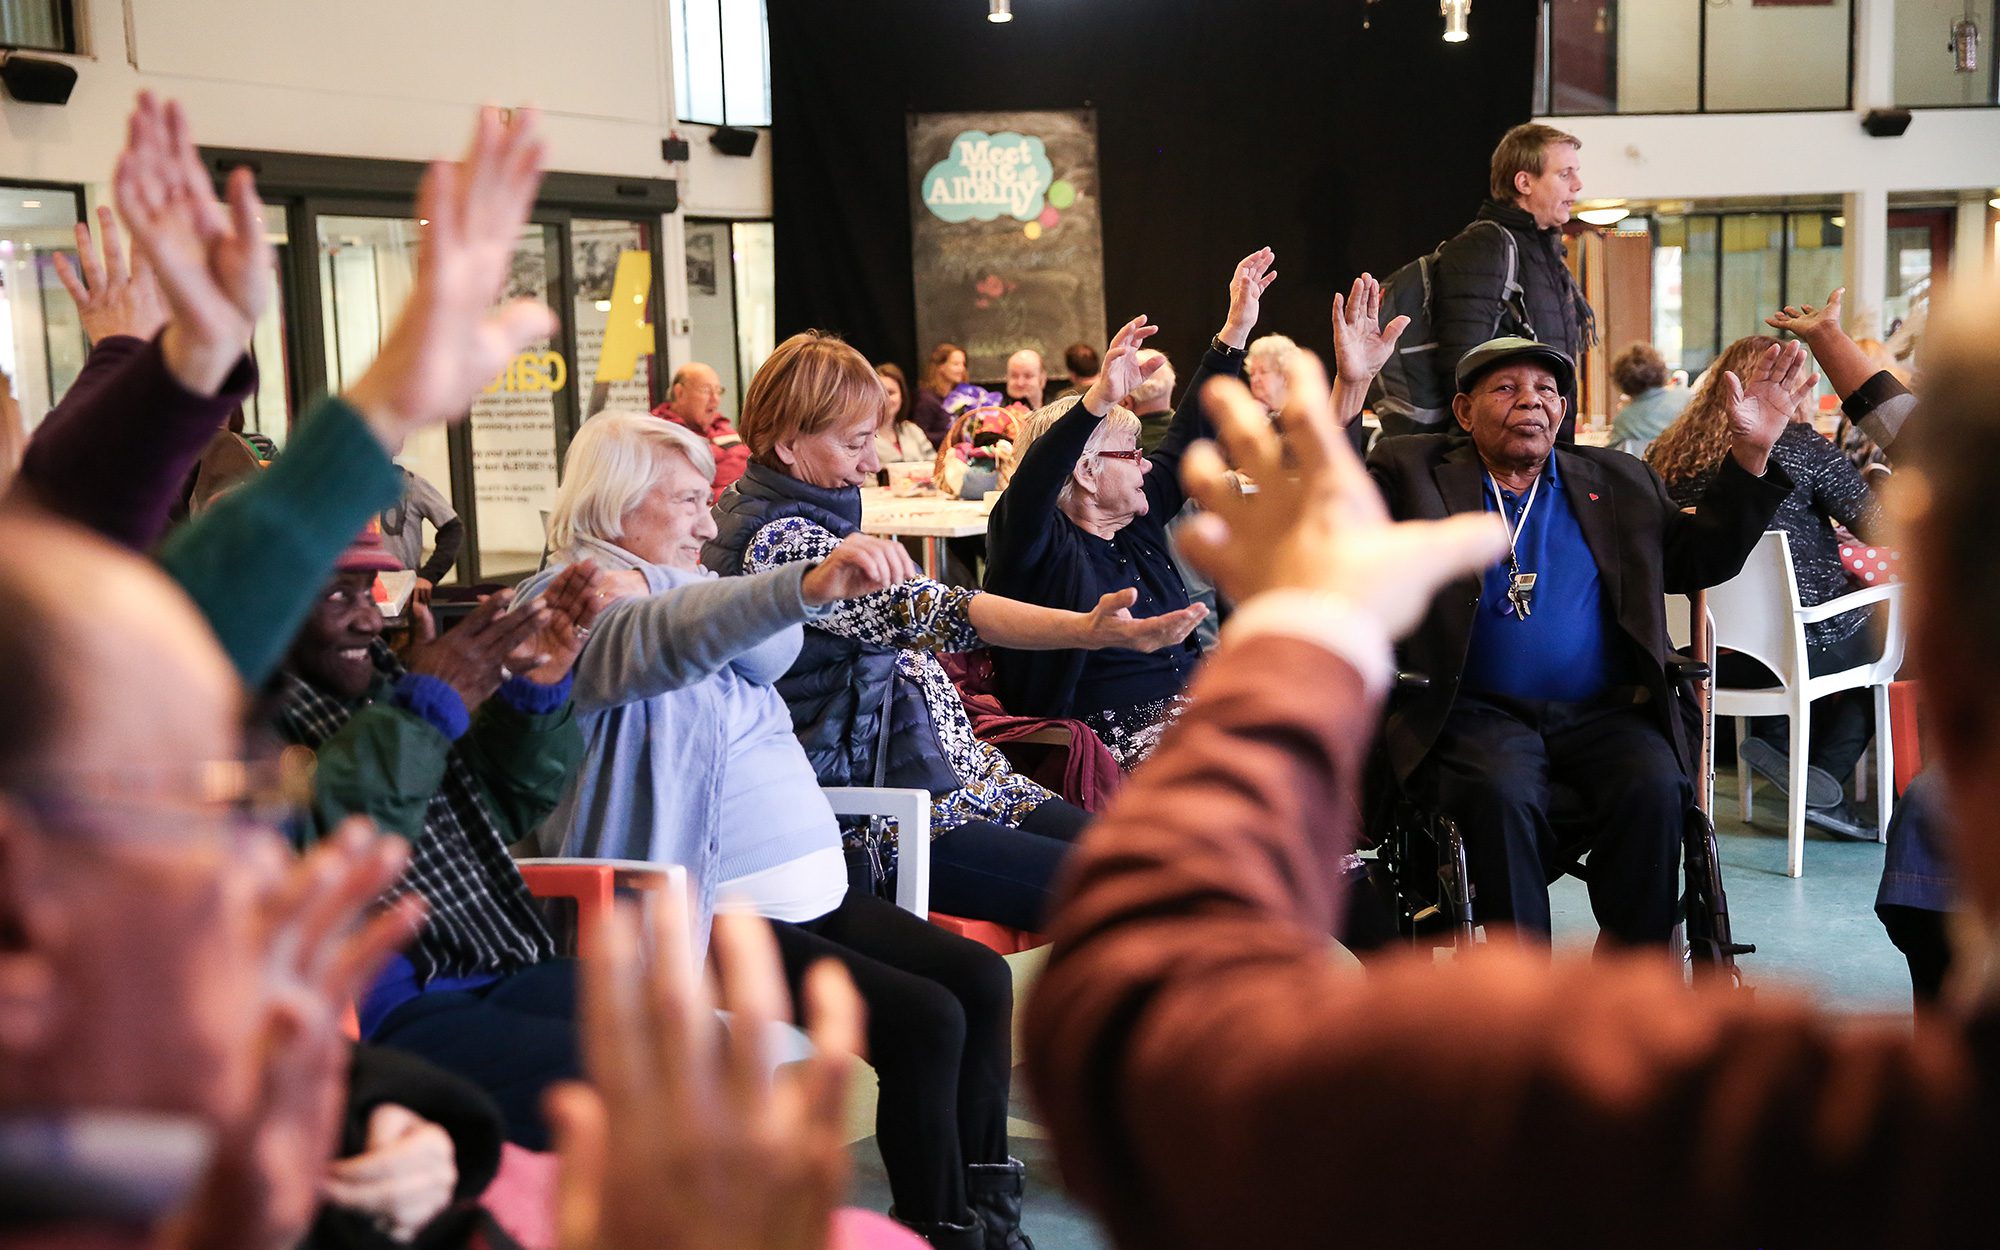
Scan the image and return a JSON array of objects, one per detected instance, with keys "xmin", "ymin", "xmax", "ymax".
[{"xmin": 516, "ymin": 534, "xmax": 829, "ymax": 941}]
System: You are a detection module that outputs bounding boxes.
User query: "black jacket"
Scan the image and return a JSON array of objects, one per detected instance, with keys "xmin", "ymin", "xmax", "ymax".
[
  {"xmin": 1431, "ymin": 199, "xmax": 1596, "ymax": 406},
  {"xmin": 704, "ymin": 464, "xmax": 960, "ymax": 795},
  {"xmin": 984, "ymin": 344, "xmax": 1237, "ymax": 718},
  {"xmin": 1366, "ymin": 435, "xmax": 1791, "ymax": 783}
]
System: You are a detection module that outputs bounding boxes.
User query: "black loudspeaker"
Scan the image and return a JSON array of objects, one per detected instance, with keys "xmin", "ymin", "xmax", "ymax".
[
  {"xmin": 1861, "ymin": 108, "xmax": 1913, "ymax": 138},
  {"xmin": 0, "ymin": 55, "xmax": 78, "ymax": 106},
  {"xmin": 662, "ymin": 136, "xmax": 692, "ymax": 163},
  {"xmin": 710, "ymin": 126, "xmax": 760, "ymax": 158}
]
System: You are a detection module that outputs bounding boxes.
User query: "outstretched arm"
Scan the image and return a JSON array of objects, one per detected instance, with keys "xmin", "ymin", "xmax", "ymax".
[{"xmin": 1768, "ymin": 287, "xmax": 1915, "ymax": 457}]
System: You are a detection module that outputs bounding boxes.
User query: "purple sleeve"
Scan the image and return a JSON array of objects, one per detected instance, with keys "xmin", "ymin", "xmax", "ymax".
[{"xmin": 11, "ymin": 333, "xmax": 257, "ymax": 552}]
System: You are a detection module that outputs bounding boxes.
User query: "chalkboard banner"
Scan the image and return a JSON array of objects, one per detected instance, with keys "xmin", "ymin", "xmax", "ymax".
[{"xmin": 908, "ymin": 109, "xmax": 1107, "ymax": 383}]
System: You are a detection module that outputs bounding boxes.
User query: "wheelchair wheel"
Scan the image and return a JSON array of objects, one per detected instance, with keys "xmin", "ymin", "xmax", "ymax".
[{"xmin": 1378, "ymin": 803, "xmax": 1476, "ymax": 950}]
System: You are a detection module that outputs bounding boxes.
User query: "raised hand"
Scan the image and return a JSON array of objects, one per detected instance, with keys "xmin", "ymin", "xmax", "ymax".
[
  {"xmin": 54, "ymin": 206, "xmax": 170, "ymax": 346},
  {"xmin": 322, "ymin": 1104, "xmax": 459, "ymax": 1243},
  {"xmin": 547, "ymin": 895, "xmax": 863, "ymax": 1250},
  {"xmin": 405, "ymin": 587, "xmax": 551, "ymax": 710},
  {"xmin": 1722, "ymin": 339, "xmax": 1817, "ymax": 475},
  {"xmin": 1081, "ymin": 314, "xmax": 1164, "ymax": 414},
  {"xmin": 1220, "ymin": 248, "xmax": 1278, "ymax": 350},
  {"xmin": 170, "ymin": 821, "xmax": 423, "ymax": 1250},
  {"xmin": 1079, "ymin": 588, "xmax": 1207, "ymax": 653},
  {"xmin": 1178, "ymin": 352, "xmax": 1508, "ymax": 640},
  {"xmin": 344, "ymin": 107, "xmax": 557, "ymax": 453},
  {"xmin": 1766, "ymin": 287, "xmax": 1844, "ymax": 341},
  {"xmin": 518, "ymin": 559, "xmax": 609, "ymax": 685},
  {"xmin": 801, "ymin": 532, "xmax": 920, "ymax": 605},
  {"xmin": 1330, "ymin": 273, "xmax": 1409, "ymax": 389},
  {"xmin": 112, "ymin": 93, "xmax": 272, "ymax": 397}
]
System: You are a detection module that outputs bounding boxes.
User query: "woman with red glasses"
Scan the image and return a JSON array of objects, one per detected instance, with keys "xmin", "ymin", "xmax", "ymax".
[{"xmin": 985, "ymin": 251, "xmax": 1273, "ymax": 767}]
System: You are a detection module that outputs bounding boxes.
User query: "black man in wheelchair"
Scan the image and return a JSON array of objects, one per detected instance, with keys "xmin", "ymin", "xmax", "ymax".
[{"xmin": 1358, "ymin": 334, "xmax": 1814, "ymax": 947}]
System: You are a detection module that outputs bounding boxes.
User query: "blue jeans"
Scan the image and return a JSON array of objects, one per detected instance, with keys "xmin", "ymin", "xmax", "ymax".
[{"xmin": 926, "ymin": 798, "xmax": 1090, "ymax": 931}]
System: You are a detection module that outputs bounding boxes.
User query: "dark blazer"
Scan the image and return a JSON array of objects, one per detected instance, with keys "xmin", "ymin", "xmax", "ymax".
[
  {"xmin": 1366, "ymin": 433, "xmax": 1793, "ymax": 781},
  {"xmin": 1026, "ymin": 633, "xmax": 1999, "ymax": 1250}
]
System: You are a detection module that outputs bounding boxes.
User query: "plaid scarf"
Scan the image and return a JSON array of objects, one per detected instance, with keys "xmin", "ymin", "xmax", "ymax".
[{"xmin": 276, "ymin": 643, "xmax": 554, "ymax": 982}]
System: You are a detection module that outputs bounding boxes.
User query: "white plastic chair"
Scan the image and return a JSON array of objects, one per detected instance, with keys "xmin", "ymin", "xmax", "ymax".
[
  {"xmin": 822, "ymin": 786, "xmax": 933, "ymax": 918},
  {"xmin": 1705, "ymin": 531, "xmax": 1905, "ymax": 878}
]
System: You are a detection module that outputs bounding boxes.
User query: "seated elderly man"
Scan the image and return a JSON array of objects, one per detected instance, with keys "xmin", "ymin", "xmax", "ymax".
[
  {"xmin": 527, "ymin": 412, "xmax": 1034, "ymax": 1249},
  {"xmin": 1363, "ymin": 331, "xmax": 1804, "ymax": 945},
  {"xmin": 1004, "ymin": 348, "xmax": 1047, "ymax": 412},
  {"xmin": 0, "ymin": 506, "xmax": 464, "ymax": 1247},
  {"xmin": 1023, "ymin": 305, "xmax": 2000, "ymax": 1247},
  {"xmin": 275, "ymin": 529, "xmax": 604, "ymax": 1149},
  {"xmin": 985, "ymin": 250, "xmax": 1279, "ymax": 767}
]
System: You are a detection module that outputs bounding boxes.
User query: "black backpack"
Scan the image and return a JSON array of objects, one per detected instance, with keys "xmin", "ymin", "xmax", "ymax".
[{"xmin": 1368, "ymin": 219, "xmax": 1531, "ymax": 439}]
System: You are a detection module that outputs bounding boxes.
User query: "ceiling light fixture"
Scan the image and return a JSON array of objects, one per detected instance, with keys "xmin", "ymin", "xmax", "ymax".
[
  {"xmin": 1442, "ymin": 0, "xmax": 1470, "ymax": 42},
  {"xmin": 988, "ymin": 0, "xmax": 1012, "ymax": 23},
  {"xmin": 1576, "ymin": 206, "xmax": 1631, "ymax": 226},
  {"xmin": 1952, "ymin": 3, "xmax": 1981, "ymax": 73},
  {"xmin": 1989, "ymin": 196, "xmax": 2000, "ymax": 210}
]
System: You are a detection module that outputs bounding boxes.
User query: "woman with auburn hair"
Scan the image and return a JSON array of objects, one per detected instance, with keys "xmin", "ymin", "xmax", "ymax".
[
  {"xmin": 912, "ymin": 342, "xmax": 969, "ymax": 447},
  {"xmin": 704, "ymin": 330, "xmax": 1203, "ymax": 939},
  {"xmin": 1647, "ymin": 334, "xmax": 1889, "ymax": 839},
  {"xmin": 874, "ymin": 361, "xmax": 935, "ymax": 466}
]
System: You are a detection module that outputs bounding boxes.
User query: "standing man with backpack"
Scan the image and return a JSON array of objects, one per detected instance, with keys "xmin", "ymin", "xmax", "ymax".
[{"xmin": 1371, "ymin": 123, "xmax": 1598, "ymax": 442}]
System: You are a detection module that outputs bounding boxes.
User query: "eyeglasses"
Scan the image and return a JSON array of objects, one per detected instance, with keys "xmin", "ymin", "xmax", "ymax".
[
  {"xmin": 683, "ymin": 382, "xmax": 727, "ymax": 398},
  {"xmin": 1095, "ymin": 449, "xmax": 1145, "ymax": 463},
  {"xmin": 5, "ymin": 748, "xmax": 319, "ymax": 847}
]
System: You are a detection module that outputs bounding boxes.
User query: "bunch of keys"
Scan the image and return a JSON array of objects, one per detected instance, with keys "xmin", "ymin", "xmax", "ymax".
[{"xmin": 1507, "ymin": 571, "xmax": 1537, "ymax": 619}]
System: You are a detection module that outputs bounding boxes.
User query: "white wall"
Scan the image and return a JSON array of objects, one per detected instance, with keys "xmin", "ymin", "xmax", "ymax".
[
  {"xmin": 1702, "ymin": 0, "xmax": 1852, "ymax": 112},
  {"xmin": 0, "ymin": 0, "xmax": 774, "ymax": 370}
]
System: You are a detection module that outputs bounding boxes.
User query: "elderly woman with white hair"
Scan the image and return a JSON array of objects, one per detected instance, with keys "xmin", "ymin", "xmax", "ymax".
[
  {"xmin": 984, "ymin": 252, "xmax": 1275, "ymax": 767},
  {"xmin": 521, "ymin": 411, "xmax": 1034, "ymax": 1250}
]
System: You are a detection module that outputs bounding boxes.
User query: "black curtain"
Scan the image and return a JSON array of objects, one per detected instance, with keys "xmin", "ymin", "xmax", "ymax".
[{"xmin": 769, "ymin": 0, "xmax": 1538, "ymax": 384}]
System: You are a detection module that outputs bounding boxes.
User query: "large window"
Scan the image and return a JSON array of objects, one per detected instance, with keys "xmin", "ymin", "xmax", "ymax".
[
  {"xmin": 0, "ymin": 183, "xmax": 86, "ymax": 432},
  {"xmin": 1650, "ymin": 209, "xmax": 1844, "ymax": 376},
  {"xmin": 1897, "ymin": 0, "xmax": 1999, "ymax": 106},
  {"xmin": 202, "ymin": 149, "xmax": 675, "ymax": 585},
  {"xmin": 674, "ymin": 0, "xmax": 771, "ymax": 127},
  {"xmin": 684, "ymin": 218, "xmax": 774, "ymax": 419},
  {"xmin": 0, "ymin": 0, "xmax": 74, "ymax": 52},
  {"xmin": 1537, "ymin": 0, "xmax": 1852, "ymax": 115}
]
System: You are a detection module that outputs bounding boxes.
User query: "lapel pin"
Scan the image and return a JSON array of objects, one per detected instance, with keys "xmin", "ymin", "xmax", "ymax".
[{"xmin": 1588, "ymin": 492, "xmax": 1600, "ymax": 501}]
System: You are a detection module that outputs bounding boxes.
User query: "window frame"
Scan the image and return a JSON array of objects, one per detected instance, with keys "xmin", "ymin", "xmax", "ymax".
[
  {"xmin": 198, "ymin": 146, "xmax": 676, "ymax": 583},
  {"xmin": 1535, "ymin": 0, "xmax": 1859, "ymax": 118},
  {"xmin": 672, "ymin": 0, "xmax": 772, "ymax": 129},
  {"xmin": 0, "ymin": 0, "xmax": 78, "ymax": 54}
]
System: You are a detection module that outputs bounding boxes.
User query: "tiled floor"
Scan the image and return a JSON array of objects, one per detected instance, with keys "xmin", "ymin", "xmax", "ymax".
[{"xmin": 844, "ymin": 769, "xmax": 1919, "ymax": 1248}]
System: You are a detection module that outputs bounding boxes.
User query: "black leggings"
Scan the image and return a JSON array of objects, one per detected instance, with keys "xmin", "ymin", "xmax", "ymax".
[
  {"xmin": 771, "ymin": 892, "xmax": 1014, "ymax": 1226},
  {"xmin": 929, "ymin": 797, "xmax": 1091, "ymax": 931}
]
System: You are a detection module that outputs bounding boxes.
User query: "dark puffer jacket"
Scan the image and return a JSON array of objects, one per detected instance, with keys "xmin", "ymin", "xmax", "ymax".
[
  {"xmin": 704, "ymin": 463, "xmax": 959, "ymax": 795},
  {"xmin": 1431, "ymin": 198, "xmax": 1597, "ymax": 410}
]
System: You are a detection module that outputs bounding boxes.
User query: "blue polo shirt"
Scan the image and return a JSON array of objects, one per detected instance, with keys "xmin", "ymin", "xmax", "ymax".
[{"xmin": 1459, "ymin": 454, "xmax": 1618, "ymax": 704}]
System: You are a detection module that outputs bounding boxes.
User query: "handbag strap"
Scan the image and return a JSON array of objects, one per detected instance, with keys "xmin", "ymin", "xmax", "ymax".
[{"xmin": 871, "ymin": 664, "xmax": 896, "ymax": 788}]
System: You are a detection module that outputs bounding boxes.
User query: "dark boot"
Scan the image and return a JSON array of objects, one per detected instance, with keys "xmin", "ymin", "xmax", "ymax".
[
  {"xmin": 888, "ymin": 1209, "xmax": 984, "ymax": 1250},
  {"xmin": 966, "ymin": 1157, "xmax": 1035, "ymax": 1250}
]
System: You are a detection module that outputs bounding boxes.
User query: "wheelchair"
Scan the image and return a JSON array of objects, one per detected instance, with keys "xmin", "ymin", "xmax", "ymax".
[{"xmin": 1365, "ymin": 656, "xmax": 1755, "ymax": 984}]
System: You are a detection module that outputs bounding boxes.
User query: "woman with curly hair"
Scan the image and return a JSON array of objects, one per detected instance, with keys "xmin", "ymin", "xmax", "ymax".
[{"xmin": 1647, "ymin": 334, "xmax": 1889, "ymax": 838}]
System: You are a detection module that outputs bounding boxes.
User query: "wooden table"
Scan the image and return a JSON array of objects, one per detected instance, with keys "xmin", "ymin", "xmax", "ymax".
[{"xmin": 858, "ymin": 486, "xmax": 993, "ymax": 579}]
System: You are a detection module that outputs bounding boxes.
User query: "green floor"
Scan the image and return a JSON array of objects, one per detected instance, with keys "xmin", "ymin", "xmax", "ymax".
[{"xmin": 845, "ymin": 769, "xmax": 1917, "ymax": 1248}]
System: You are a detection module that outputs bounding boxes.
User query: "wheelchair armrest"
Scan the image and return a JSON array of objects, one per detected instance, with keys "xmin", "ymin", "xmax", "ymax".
[{"xmin": 1668, "ymin": 655, "xmax": 1710, "ymax": 684}]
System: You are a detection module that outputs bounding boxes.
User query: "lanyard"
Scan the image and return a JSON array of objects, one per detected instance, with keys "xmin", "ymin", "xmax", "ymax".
[{"xmin": 1485, "ymin": 472, "xmax": 1543, "ymax": 570}]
